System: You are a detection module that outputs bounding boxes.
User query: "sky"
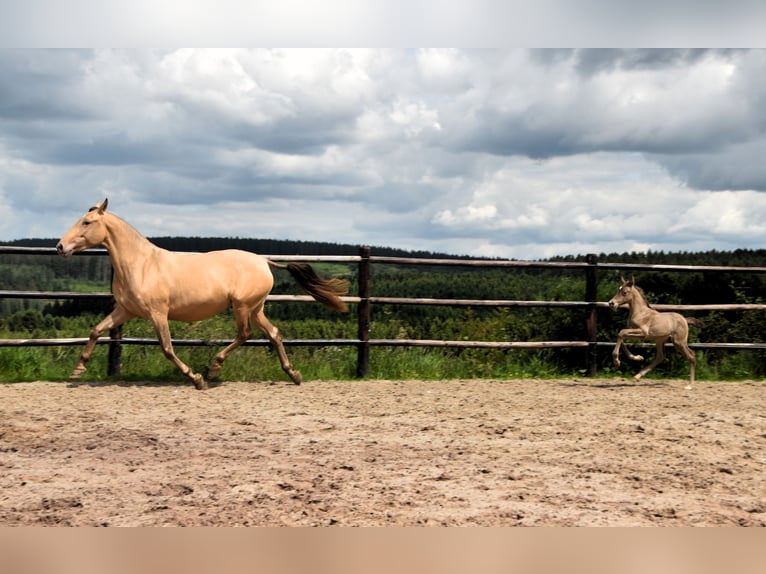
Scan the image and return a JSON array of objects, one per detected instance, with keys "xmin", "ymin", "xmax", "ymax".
[{"xmin": 2, "ymin": 47, "xmax": 766, "ymax": 259}]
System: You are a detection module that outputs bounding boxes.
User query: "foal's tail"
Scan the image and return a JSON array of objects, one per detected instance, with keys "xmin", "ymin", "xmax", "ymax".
[
  {"xmin": 268, "ymin": 261, "xmax": 349, "ymax": 312},
  {"xmin": 686, "ymin": 317, "xmax": 704, "ymax": 329}
]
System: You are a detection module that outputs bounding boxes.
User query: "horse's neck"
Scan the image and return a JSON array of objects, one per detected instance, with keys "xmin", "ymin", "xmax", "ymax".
[
  {"xmin": 102, "ymin": 214, "xmax": 160, "ymax": 279},
  {"xmin": 628, "ymin": 289, "xmax": 653, "ymax": 320}
]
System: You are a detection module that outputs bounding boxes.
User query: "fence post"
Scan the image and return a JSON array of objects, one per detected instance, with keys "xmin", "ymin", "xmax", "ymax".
[
  {"xmin": 108, "ymin": 325, "xmax": 122, "ymax": 376},
  {"xmin": 105, "ymin": 266, "xmax": 122, "ymax": 377},
  {"xmin": 356, "ymin": 246, "xmax": 371, "ymax": 378},
  {"xmin": 585, "ymin": 253, "xmax": 599, "ymax": 376}
]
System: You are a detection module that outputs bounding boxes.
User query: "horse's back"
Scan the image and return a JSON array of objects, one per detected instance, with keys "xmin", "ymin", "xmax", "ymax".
[
  {"xmin": 198, "ymin": 249, "xmax": 269, "ymax": 269},
  {"xmin": 177, "ymin": 249, "xmax": 273, "ymax": 293}
]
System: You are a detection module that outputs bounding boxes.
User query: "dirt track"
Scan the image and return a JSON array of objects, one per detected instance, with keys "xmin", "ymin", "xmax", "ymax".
[{"xmin": 0, "ymin": 378, "xmax": 763, "ymax": 526}]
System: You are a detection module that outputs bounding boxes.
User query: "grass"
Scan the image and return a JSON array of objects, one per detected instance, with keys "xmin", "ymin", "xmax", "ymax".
[
  {"xmin": 3, "ymin": 341, "xmax": 754, "ymax": 384},
  {"xmin": 1, "ymin": 313, "xmax": 763, "ymax": 383}
]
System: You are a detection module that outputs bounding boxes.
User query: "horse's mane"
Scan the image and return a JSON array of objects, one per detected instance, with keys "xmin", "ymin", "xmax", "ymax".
[
  {"xmin": 632, "ymin": 284, "xmax": 653, "ymax": 309},
  {"xmin": 103, "ymin": 212, "xmax": 157, "ymax": 251}
]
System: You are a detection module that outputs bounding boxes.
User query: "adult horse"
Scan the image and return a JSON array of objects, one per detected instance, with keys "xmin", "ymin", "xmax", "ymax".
[
  {"xmin": 56, "ymin": 199, "xmax": 348, "ymax": 390},
  {"xmin": 608, "ymin": 276, "xmax": 702, "ymax": 389}
]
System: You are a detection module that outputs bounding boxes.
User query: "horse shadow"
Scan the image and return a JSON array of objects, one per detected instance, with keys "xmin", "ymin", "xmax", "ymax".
[
  {"xmin": 64, "ymin": 379, "xmax": 297, "ymax": 390},
  {"xmin": 559, "ymin": 379, "xmax": 671, "ymax": 389},
  {"xmin": 65, "ymin": 379, "xmax": 224, "ymax": 390}
]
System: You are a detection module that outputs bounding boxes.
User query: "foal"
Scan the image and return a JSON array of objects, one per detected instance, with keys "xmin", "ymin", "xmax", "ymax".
[{"xmin": 608, "ymin": 276, "xmax": 702, "ymax": 389}]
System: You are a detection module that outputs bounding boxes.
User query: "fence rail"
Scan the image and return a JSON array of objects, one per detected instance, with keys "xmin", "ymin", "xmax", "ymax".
[{"xmin": 1, "ymin": 245, "xmax": 765, "ymax": 378}]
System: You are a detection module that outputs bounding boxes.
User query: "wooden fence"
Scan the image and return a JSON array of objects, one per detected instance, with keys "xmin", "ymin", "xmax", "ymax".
[{"xmin": 1, "ymin": 245, "xmax": 766, "ymax": 378}]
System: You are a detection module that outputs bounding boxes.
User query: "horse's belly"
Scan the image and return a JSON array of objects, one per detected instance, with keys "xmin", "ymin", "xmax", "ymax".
[{"xmin": 167, "ymin": 298, "xmax": 230, "ymax": 322}]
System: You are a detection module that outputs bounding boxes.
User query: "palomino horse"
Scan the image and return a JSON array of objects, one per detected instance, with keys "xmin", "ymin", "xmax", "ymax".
[
  {"xmin": 608, "ymin": 276, "xmax": 702, "ymax": 389},
  {"xmin": 56, "ymin": 199, "xmax": 348, "ymax": 389}
]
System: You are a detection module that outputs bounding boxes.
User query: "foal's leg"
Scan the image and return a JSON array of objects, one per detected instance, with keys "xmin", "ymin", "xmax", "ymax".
[
  {"xmin": 612, "ymin": 328, "xmax": 646, "ymax": 367},
  {"xmin": 71, "ymin": 305, "xmax": 134, "ymax": 379},
  {"xmin": 251, "ymin": 307, "xmax": 302, "ymax": 385},
  {"xmin": 149, "ymin": 313, "xmax": 207, "ymax": 390},
  {"xmin": 622, "ymin": 344, "xmax": 645, "ymax": 362},
  {"xmin": 633, "ymin": 339, "xmax": 666, "ymax": 382},
  {"xmin": 673, "ymin": 340, "xmax": 697, "ymax": 390},
  {"xmin": 207, "ymin": 304, "xmax": 253, "ymax": 380}
]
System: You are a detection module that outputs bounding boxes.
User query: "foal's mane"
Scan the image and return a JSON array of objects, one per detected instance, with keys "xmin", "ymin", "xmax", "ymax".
[{"xmin": 631, "ymin": 284, "xmax": 653, "ymax": 309}]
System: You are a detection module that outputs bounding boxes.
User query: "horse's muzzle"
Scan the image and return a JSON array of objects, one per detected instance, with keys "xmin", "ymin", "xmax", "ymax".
[
  {"xmin": 56, "ymin": 241, "xmax": 71, "ymax": 257},
  {"xmin": 608, "ymin": 299, "xmax": 618, "ymax": 310}
]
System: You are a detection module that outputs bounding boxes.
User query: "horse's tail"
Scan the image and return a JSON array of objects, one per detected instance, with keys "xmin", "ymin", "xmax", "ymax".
[
  {"xmin": 268, "ymin": 261, "xmax": 349, "ymax": 312},
  {"xmin": 686, "ymin": 317, "xmax": 703, "ymax": 329}
]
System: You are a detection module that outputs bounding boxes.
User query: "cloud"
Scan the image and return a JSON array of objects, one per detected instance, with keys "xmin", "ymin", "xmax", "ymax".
[
  {"xmin": 447, "ymin": 49, "xmax": 754, "ymax": 160},
  {"xmin": 432, "ymin": 153, "xmax": 685, "ymax": 244},
  {"xmin": 2, "ymin": 49, "xmax": 766, "ymax": 258}
]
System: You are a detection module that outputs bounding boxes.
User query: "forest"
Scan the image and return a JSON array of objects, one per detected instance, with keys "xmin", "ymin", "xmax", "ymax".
[{"xmin": 1, "ymin": 237, "xmax": 765, "ymax": 381}]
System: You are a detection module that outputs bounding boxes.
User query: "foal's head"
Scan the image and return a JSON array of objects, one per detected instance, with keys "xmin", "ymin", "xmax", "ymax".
[
  {"xmin": 608, "ymin": 275, "xmax": 640, "ymax": 310},
  {"xmin": 56, "ymin": 198, "xmax": 110, "ymax": 257}
]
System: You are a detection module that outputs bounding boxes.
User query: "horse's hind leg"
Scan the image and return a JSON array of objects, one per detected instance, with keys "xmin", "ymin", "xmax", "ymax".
[
  {"xmin": 673, "ymin": 340, "xmax": 696, "ymax": 389},
  {"xmin": 207, "ymin": 304, "xmax": 252, "ymax": 380},
  {"xmin": 251, "ymin": 308, "xmax": 302, "ymax": 385}
]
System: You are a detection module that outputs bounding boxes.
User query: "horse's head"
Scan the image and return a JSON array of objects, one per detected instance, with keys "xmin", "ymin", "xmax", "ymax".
[
  {"xmin": 608, "ymin": 275, "xmax": 636, "ymax": 310},
  {"xmin": 56, "ymin": 198, "xmax": 110, "ymax": 257}
]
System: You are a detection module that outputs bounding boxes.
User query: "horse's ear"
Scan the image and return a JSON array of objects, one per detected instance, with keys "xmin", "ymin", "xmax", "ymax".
[
  {"xmin": 628, "ymin": 274, "xmax": 635, "ymax": 286},
  {"xmin": 88, "ymin": 199, "xmax": 107, "ymax": 214}
]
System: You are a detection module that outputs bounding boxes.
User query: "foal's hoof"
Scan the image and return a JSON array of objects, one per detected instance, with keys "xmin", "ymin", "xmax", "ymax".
[
  {"xmin": 289, "ymin": 370, "xmax": 302, "ymax": 385},
  {"xmin": 70, "ymin": 366, "xmax": 87, "ymax": 379},
  {"xmin": 612, "ymin": 358, "xmax": 621, "ymax": 367},
  {"xmin": 631, "ymin": 354, "xmax": 645, "ymax": 362}
]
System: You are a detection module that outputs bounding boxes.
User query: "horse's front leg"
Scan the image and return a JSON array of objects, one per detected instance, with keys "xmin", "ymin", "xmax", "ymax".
[
  {"xmin": 150, "ymin": 314, "xmax": 207, "ymax": 390},
  {"xmin": 622, "ymin": 344, "xmax": 645, "ymax": 363},
  {"xmin": 72, "ymin": 305, "xmax": 134, "ymax": 379},
  {"xmin": 611, "ymin": 337, "xmax": 622, "ymax": 367},
  {"xmin": 613, "ymin": 328, "xmax": 645, "ymax": 367}
]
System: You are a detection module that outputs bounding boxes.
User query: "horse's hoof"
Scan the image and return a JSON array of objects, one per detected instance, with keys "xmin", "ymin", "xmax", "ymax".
[
  {"xmin": 290, "ymin": 370, "xmax": 302, "ymax": 385},
  {"xmin": 192, "ymin": 374, "xmax": 208, "ymax": 390},
  {"xmin": 70, "ymin": 366, "xmax": 86, "ymax": 379},
  {"xmin": 613, "ymin": 359, "xmax": 621, "ymax": 367},
  {"xmin": 207, "ymin": 362, "xmax": 222, "ymax": 380},
  {"xmin": 632, "ymin": 355, "xmax": 644, "ymax": 362}
]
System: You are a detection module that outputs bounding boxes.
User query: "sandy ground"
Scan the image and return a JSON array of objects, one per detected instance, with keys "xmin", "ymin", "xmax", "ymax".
[{"xmin": 0, "ymin": 378, "xmax": 763, "ymax": 526}]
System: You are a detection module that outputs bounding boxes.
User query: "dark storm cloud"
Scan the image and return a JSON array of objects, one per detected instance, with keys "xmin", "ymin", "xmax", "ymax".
[
  {"xmin": 655, "ymin": 139, "xmax": 766, "ymax": 192},
  {"xmin": 570, "ymin": 49, "xmax": 714, "ymax": 76},
  {"xmin": 0, "ymin": 50, "xmax": 93, "ymax": 121},
  {"xmin": 226, "ymin": 115, "xmax": 356, "ymax": 156}
]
